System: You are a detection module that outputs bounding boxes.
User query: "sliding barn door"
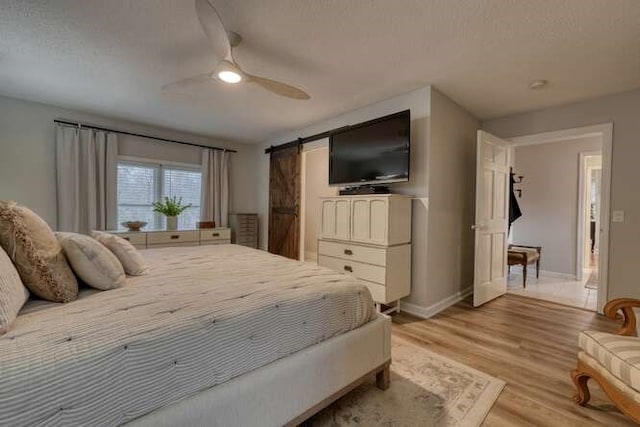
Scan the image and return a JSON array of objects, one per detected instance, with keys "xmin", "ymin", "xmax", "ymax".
[{"xmin": 268, "ymin": 145, "xmax": 301, "ymax": 259}]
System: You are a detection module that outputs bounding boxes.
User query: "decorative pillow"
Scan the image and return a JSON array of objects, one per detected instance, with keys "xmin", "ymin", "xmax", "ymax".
[
  {"xmin": 56, "ymin": 232, "xmax": 126, "ymax": 290},
  {"xmin": 0, "ymin": 201, "xmax": 78, "ymax": 302},
  {"xmin": 0, "ymin": 247, "xmax": 29, "ymax": 334},
  {"xmin": 91, "ymin": 230, "xmax": 149, "ymax": 276}
]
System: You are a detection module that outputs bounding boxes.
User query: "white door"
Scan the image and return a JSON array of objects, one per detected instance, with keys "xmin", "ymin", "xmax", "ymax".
[{"xmin": 473, "ymin": 130, "xmax": 511, "ymax": 307}]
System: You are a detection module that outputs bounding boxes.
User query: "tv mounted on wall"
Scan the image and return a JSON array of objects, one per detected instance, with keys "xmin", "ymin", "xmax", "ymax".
[{"xmin": 329, "ymin": 110, "xmax": 410, "ymax": 189}]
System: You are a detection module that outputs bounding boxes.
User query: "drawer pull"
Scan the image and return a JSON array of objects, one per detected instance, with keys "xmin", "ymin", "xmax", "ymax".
[
  {"xmin": 344, "ymin": 249, "xmax": 353, "ymax": 256},
  {"xmin": 211, "ymin": 233, "xmax": 220, "ymax": 237},
  {"xmin": 344, "ymin": 265, "xmax": 353, "ymax": 273},
  {"xmin": 170, "ymin": 235, "xmax": 180, "ymax": 240}
]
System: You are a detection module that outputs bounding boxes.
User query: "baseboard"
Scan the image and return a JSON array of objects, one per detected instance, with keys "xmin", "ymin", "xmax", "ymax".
[
  {"xmin": 400, "ymin": 287, "xmax": 473, "ymax": 319},
  {"xmin": 540, "ymin": 270, "xmax": 577, "ymax": 280},
  {"xmin": 509, "ymin": 266, "xmax": 576, "ymax": 281}
]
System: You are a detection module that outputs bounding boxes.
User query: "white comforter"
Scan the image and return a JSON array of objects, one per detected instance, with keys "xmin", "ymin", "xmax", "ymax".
[{"xmin": 0, "ymin": 245, "xmax": 374, "ymax": 426}]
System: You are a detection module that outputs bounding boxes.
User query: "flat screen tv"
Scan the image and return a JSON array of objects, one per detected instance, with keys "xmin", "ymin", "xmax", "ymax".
[{"xmin": 329, "ymin": 110, "xmax": 410, "ymax": 187}]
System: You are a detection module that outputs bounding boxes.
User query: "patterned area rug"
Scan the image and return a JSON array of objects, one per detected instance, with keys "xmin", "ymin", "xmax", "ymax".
[{"xmin": 308, "ymin": 337, "xmax": 505, "ymax": 426}]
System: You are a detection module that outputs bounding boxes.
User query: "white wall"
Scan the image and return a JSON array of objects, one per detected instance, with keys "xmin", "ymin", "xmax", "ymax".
[
  {"xmin": 0, "ymin": 95, "xmax": 257, "ymax": 228},
  {"xmin": 255, "ymin": 86, "xmax": 431, "ymax": 249},
  {"xmin": 302, "ymin": 144, "xmax": 337, "ymax": 259},
  {"xmin": 255, "ymin": 86, "xmax": 479, "ymax": 312},
  {"xmin": 483, "ymin": 88, "xmax": 640, "ymax": 300},
  {"xmin": 511, "ymin": 136, "xmax": 602, "ymax": 275},
  {"xmin": 424, "ymin": 89, "xmax": 480, "ymax": 306},
  {"xmin": 255, "ymin": 87, "xmax": 430, "ymax": 305}
]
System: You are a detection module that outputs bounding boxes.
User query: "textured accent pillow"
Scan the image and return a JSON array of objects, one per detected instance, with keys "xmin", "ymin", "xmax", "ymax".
[
  {"xmin": 91, "ymin": 230, "xmax": 149, "ymax": 276},
  {"xmin": 56, "ymin": 232, "xmax": 126, "ymax": 290},
  {"xmin": 0, "ymin": 201, "xmax": 78, "ymax": 302},
  {"xmin": 0, "ymin": 247, "xmax": 29, "ymax": 334}
]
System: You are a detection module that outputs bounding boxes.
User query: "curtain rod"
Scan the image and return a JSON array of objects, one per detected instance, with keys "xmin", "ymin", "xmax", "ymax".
[{"xmin": 54, "ymin": 119, "xmax": 237, "ymax": 153}]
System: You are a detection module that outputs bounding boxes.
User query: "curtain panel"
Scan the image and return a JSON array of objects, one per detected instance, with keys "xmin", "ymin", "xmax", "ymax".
[
  {"xmin": 56, "ymin": 125, "xmax": 118, "ymax": 234},
  {"xmin": 200, "ymin": 148, "xmax": 230, "ymax": 227}
]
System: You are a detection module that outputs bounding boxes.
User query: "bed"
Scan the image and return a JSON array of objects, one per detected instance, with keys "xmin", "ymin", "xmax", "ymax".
[{"xmin": 0, "ymin": 244, "xmax": 391, "ymax": 426}]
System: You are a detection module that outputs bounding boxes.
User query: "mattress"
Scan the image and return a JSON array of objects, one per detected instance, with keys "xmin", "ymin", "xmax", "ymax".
[{"xmin": 0, "ymin": 245, "xmax": 375, "ymax": 426}]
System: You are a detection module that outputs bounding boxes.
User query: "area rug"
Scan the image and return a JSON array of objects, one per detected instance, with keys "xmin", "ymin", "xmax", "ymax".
[
  {"xmin": 308, "ymin": 336, "xmax": 505, "ymax": 426},
  {"xmin": 585, "ymin": 270, "xmax": 598, "ymax": 290}
]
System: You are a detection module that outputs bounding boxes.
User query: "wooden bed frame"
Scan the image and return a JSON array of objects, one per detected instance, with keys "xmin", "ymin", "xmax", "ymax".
[{"xmin": 128, "ymin": 313, "xmax": 392, "ymax": 427}]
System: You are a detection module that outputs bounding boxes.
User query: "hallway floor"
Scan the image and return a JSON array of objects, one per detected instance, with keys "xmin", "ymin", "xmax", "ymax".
[{"xmin": 507, "ymin": 270, "xmax": 597, "ymax": 311}]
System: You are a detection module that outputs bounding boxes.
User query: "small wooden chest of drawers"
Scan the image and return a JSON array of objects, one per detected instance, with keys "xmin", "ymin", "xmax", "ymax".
[{"xmin": 229, "ymin": 214, "xmax": 258, "ymax": 249}]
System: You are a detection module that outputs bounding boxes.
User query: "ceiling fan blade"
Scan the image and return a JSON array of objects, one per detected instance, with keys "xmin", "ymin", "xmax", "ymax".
[
  {"xmin": 162, "ymin": 73, "xmax": 215, "ymax": 90},
  {"xmin": 195, "ymin": 0, "xmax": 232, "ymax": 62},
  {"xmin": 245, "ymin": 73, "xmax": 310, "ymax": 100}
]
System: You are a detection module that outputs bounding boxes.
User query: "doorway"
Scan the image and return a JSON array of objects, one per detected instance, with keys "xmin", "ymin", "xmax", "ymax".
[
  {"xmin": 505, "ymin": 124, "xmax": 612, "ymax": 312},
  {"xmin": 579, "ymin": 153, "xmax": 602, "ymax": 292},
  {"xmin": 299, "ymin": 140, "xmax": 337, "ymax": 263}
]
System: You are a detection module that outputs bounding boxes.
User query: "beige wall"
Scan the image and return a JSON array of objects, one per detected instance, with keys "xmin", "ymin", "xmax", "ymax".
[
  {"xmin": 512, "ymin": 136, "xmax": 602, "ymax": 275},
  {"xmin": 303, "ymin": 145, "xmax": 337, "ymax": 258},
  {"xmin": 0, "ymin": 95, "xmax": 256, "ymax": 228},
  {"xmin": 425, "ymin": 89, "xmax": 480, "ymax": 304},
  {"xmin": 483, "ymin": 88, "xmax": 640, "ymax": 300}
]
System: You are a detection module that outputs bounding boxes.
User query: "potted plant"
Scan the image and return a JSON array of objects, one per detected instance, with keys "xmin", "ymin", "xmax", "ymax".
[{"xmin": 152, "ymin": 196, "xmax": 192, "ymax": 231}]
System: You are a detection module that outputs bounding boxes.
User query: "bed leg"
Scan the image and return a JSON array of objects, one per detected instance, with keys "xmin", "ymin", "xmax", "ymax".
[{"xmin": 376, "ymin": 364, "xmax": 391, "ymax": 390}]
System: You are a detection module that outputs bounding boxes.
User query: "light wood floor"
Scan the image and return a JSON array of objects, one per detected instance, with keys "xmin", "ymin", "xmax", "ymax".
[{"xmin": 392, "ymin": 294, "xmax": 636, "ymax": 426}]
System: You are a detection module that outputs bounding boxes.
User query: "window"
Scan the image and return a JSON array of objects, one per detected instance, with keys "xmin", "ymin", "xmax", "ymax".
[{"xmin": 117, "ymin": 159, "xmax": 202, "ymax": 230}]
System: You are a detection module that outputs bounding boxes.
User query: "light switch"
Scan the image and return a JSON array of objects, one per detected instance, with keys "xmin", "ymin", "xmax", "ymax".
[{"xmin": 612, "ymin": 210, "xmax": 625, "ymax": 223}]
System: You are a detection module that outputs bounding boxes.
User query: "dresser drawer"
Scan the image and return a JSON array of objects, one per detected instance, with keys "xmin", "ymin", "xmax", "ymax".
[
  {"xmin": 147, "ymin": 230, "xmax": 198, "ymax": 245},
  {"xmin": 238, "ymin": 222, "xmax": 257, "ymax": 231},
  {"xmin": 114, "ymin": 232, "xmax": 147, "ymax": 246},
  {"xmin": 201, "ymin": 239, "xmax": 231, "ymax": 246},
  {"xmin": 199, "ymin": 228, "xmax": 231, "ymax": 242},
  {"xmin": 235, "ymin": 231, "xmax": 257, "ymax": 241},
  {"xmin": 318, "ymin": 255, "xmax": 386, "ymax": 286},
  {"xmin": 318, "ymin": 240, "xmax": 386, "ymax": 266},
  {"xmin": 236, "ymin": 236, "xmax": 256, "ymax": 244}
]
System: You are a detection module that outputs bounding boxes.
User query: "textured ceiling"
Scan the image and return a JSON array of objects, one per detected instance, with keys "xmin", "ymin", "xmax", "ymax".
[{"xmin": 0, "ymin": 0, "xmax": 639, "ymax": 143}]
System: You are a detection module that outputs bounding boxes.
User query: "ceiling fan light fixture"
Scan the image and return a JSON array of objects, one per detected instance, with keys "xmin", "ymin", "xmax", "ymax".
[
  {"xmin": 218, "ymin": 70, "xmax": 242, "ymax": 83},
  {"xmin": 215, "ymin": 60, "xmax": 243, "ymax": 84}
]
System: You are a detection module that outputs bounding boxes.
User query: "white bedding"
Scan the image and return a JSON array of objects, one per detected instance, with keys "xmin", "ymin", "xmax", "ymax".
[{"xmin": 0, "ymin": 245, "xmax": 374, "ymax": 427}]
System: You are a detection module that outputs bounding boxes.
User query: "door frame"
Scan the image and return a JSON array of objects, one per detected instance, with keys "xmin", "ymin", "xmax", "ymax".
[
  {"xmin": 508, "ymin": 123, "xmax": 613, "ymax": 313},
  {"xmin": 577, "ymin": 151, "xmax": 602, "ymax": 281},
  {"xmin": 298, "ymin": 139, "xmax": 330, "ymax": 261}
]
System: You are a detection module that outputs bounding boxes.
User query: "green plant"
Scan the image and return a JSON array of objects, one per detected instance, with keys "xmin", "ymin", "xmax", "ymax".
[{"xmin": 152, "ymin": 196, "xmax": 192, "ymax": 217}]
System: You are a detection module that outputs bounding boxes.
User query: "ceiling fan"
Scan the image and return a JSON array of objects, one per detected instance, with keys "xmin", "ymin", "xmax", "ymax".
[{"xmin": 163, "ymin": 0, "xmax": 310, "ymax": 100}]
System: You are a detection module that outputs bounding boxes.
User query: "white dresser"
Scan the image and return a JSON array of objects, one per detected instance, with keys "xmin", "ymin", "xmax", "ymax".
[
  {"xmin": 317, "ymin": 194, "xmax": 411, "ymax": 313},
  {"xmin": 106, "ymin": 228, "xmax": 231, "ymax": 249}
]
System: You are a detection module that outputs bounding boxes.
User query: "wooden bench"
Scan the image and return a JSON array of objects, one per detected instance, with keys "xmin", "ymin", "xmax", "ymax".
[{"xmin": 508, "ymin": 244, "xmax": 541, "ymax": 287}]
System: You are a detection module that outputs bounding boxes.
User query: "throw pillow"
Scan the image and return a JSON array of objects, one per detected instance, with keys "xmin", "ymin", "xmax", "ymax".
[
  {"xmin": 91, "ymin": 230, "xmax": 149, "ymax": 276},
  {"xmin": 0, "ymin": 246, "xmax": 29, "ymax": 333},
  {"xmin": 0, "ymin": 201, "xmax": 78, "ymax": 302},
  {"xmin": 56, "ymin": 232, "xmax": 126, "ymax": 290}
]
